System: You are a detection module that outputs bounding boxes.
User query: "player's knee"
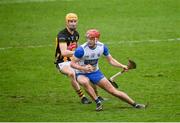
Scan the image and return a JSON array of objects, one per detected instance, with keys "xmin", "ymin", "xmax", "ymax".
[
  {"xmin": 67, "ymin": 72, "xmax": 75, "ymax": 78},
  {"xmin": 80, "ymin": 80, "xmax": 89, "ymax": 86},
  {"xmin": 83, "ymin": 81, "xmax": 91, "ymax": 88},
  {"xmin": 109, "ymin": 88, "xmax": 118, "ymax": 96},
  {"xmin": 78, "ymin": 78, "xmax": 89, "ymax": 86}
]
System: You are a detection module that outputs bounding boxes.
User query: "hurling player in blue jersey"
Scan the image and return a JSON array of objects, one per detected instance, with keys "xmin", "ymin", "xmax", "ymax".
[{"xmin": 71, "ymin": 29, "xmax": 146, "ymax": 111}]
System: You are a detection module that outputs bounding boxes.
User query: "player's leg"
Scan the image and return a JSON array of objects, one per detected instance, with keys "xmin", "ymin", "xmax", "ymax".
[
  {"xmin": 60, "ymin": 65, "xmax": 80, "ymax": 90},
  {"xmin": 77, "ymin": 75, "xmax": 98, "ymax": 100},
  {"xmin": 97, "ymin": 77, "xmax": 146, "ymax": 108},
  {"xmin": 91, "ymin": 84, "xmax": 104, "ymax": 101},
  {"xmin": 57, "ymin": 62, "xmax": 91, "ymax": 104},
  {"xmin": 77, "ymin": 75, "xmax": 103, "ymax": 111}
]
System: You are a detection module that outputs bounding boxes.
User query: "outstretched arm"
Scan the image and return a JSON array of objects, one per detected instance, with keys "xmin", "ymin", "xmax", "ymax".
[
  {"xmin": 106, "ymin": 55, "xmax": 128, "ymax": 70},
  {"xmin": 102, "ymin": 44, "xmax": 128, "ymax": 70}
]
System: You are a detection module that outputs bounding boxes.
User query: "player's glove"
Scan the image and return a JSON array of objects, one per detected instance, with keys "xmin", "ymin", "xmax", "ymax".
[{"xmin": 67, "ymin": 43, "xmax": 77, "ymax": 51}]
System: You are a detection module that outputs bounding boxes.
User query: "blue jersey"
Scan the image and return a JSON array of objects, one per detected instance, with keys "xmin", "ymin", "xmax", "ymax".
[{"xmin": 74, "ymin": 41, "xmax": 110, "ymax": 74}]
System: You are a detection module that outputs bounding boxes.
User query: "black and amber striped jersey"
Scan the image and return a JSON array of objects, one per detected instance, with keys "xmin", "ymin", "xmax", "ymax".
[{"xmin": 55, "ymin": 28, "xmax": 79, "ymax": 63}]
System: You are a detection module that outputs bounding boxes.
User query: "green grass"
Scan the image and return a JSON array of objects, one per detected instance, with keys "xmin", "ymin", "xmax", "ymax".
[{"xmin": 0, "ymin": 0, "xmax": 180, "ymax": 121}]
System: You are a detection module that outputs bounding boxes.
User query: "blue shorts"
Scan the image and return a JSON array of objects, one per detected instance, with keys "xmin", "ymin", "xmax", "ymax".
[{"xmin": 76, "ymin": 70, "xmax": 104, "ymax": 84}]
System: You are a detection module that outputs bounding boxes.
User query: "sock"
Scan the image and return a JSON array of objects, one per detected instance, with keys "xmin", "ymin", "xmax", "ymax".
[
  {"xmin": 132, "ymin": 102, "xmax": 137, "ymax": 107},
  {"xmin": 76, "ymin": 89, "xmax": 85, "ymax": 99},
  {"xmin": 95, "ymin": 98, "xmax": 101, "ymax": 104}
]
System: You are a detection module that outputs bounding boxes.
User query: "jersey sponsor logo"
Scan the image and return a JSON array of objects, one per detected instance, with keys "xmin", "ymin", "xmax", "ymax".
[{"xmin": 84, "ymin": 59, "xmax": 98, "ymax": 65}]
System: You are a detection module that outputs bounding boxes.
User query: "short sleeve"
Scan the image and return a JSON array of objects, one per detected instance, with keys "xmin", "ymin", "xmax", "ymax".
[
  {"xmin": 103, "ymin": 45, "xmax": 109, "ymax": 56},
  {"xmin": 74, "ymin": 46, "xmax": 84, "ymax": 58},
  {"xmin": 57, "ymin": 33, "xmax": 66, "ymax": 42}
]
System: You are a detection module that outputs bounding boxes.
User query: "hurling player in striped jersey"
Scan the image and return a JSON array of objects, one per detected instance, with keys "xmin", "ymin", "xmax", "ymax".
[{"xmin": 54, "ymin": 13, "xmax": 92, "ymax": 104}]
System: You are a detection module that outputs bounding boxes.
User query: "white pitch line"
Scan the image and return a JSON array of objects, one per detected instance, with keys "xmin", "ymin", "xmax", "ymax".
[
  {"xmin": 0, "ymin": 0, "xmax": 57, "ymax": 4},
  {"xmin": 0, "ymin": 44, "xmax": 53, "ymax": 50},
  {"xmin": 0, "ymin": 38, "xmax": 179, "ymax": 51},
  {"xmin": 104, "ymin": 38, "xmax": 180, "ymax": 44},
  {"xmin": 167, "ymin": 39, "xmax": 175, "ymax": 41},
  {"xmin": 0, "ymin": 47, "xmax": 13, "ymax": 50}
]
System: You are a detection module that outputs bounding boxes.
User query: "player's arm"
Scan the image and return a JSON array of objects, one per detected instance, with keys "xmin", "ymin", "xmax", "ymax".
[
  {"xmin": 106, "ymin": 55, "xmax": 128, "ymax": 70},
  {"xmin": 103, "ymin": 45, "xmax": 128, "ymax": 70},
  {"xmin": 59, "ymin": 42, "xmax": 74, "ymax": 57},
  {"xmin": 71, "ymin": 56, "xmax": 84, "ymax": 70},
  {"xmin": 71, "ymin": 56, "xmax": 94, "ymax": 73}
]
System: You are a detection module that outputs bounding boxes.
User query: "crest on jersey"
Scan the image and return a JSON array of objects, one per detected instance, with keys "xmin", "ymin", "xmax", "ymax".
[{"xmin": 71, "ymin": 36, "xmax": 74, "ymax": 40}]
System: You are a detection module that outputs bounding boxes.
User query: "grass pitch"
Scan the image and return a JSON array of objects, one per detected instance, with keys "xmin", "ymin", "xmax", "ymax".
[{"xmin": 0, "ymin": 0, "xmax": 180, "ymax": 121}]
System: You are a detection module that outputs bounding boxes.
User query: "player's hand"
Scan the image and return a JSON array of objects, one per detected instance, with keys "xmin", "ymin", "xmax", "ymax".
[
  {"xmin": 67, "ymin": 43, "xmax": 76, "ymax": 51},
  {"xmin": 83, "ymin": 64, "xmax": 94, "ymax": 73},
  {"xmin": 122, "ymin": 65, "xmax": 129, "ymax": 72}
]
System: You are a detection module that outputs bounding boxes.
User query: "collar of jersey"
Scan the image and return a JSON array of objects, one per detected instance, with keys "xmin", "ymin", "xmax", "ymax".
[{"xmin": 88, "ymin": 44, "xmax": 97, "ymax": 50}]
